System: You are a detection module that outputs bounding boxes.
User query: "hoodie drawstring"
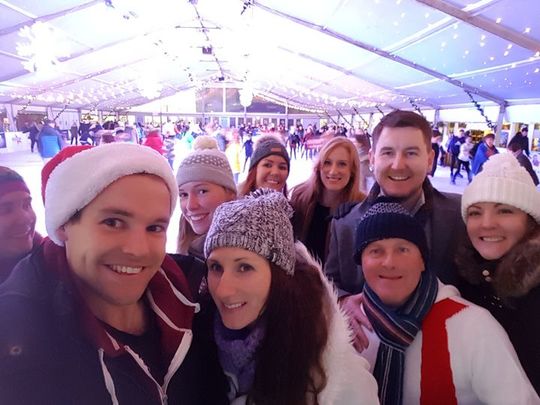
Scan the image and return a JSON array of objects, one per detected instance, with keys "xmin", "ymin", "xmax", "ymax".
[{"xmin": 99, "ymin": 348, "xmax": 120, "ymax": 405}]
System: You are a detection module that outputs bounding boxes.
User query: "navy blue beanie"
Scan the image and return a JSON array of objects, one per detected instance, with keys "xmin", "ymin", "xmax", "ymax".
[{"xmin": 355, "ymin": 197, "xmax": 429, "ymax": 265}]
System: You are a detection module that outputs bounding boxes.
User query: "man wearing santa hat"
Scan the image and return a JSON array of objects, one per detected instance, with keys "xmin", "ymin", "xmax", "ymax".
[{"xmin": 0, "ymin": 144, "xmax": 227, "ymax": 404}]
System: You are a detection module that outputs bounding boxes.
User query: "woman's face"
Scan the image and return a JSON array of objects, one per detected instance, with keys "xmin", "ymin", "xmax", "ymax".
[
  {"xmin": 207, "ymin": 247, "xmax": 272, "ymax": 330},
  {"xmin": 255, "ymin": 155, "xmax": 289, "ymax": 192},
  {"xmin": 320, "ymin": 146, "xmax": 352, "ymax": 193},
  {"xmin": 178, "ymin": 182, "xmax": 234, "ymax": 235},
  {"xmin": 466, "ymin": 202, "xmax": 530, "ymax": 260}
]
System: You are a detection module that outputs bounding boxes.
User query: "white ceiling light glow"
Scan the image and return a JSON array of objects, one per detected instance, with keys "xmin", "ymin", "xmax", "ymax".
[{"xmin": 16, "ymin": 22, "xmax": 70, "ymax": 73}]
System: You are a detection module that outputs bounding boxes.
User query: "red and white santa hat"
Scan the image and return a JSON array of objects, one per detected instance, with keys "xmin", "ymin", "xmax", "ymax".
[{"xmin": 42, "ymin": 143, "xmax": 178, "ymax": 246}]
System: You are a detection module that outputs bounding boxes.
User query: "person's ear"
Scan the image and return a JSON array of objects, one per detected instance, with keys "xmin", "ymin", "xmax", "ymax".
[{"xmin": 56, "ymin": 225, "xmax": 68, "ymax": 242}]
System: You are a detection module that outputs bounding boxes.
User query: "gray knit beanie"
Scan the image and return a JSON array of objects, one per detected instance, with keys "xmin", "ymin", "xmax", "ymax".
[
  {"xmin": 204, "ymin": 188, "xmax": 295, "ymax": 275},
  {"xmin": 176, "ymin": 135, "xmax": 236, "ymax": 193},
  {"xmin": 249, "ymin": 135, "xmax": 290, "ymax": 171}
]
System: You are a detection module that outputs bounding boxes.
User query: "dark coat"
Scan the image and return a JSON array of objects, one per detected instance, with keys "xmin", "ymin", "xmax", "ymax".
[
  {"xmin": 0, "ymin": 246, "xmax": 227, "ymax": 404},
  {"xmin": 324, "ymin": 179, "xmax": 466, "ymax": 297},
  {"xmin": 516, "ymin": 152, "xmax": 539, "ymax": 185},
  {"xmin": 456, "ymin": 227, "xmax": 540, "ymax": 394}
]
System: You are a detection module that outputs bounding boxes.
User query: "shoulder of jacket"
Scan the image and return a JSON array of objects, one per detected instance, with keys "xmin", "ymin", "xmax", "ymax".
[{"xmin": 333, "ymin": 201, "xmax": 360, "ymax": 219}]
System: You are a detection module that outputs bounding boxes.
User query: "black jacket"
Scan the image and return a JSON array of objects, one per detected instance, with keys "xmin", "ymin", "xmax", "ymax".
[{"xmin": 0, "ymin": 248, "xmax": 227, "ymax": 404}]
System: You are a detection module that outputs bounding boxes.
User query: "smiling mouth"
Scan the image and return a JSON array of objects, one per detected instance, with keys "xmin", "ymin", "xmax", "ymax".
[
  {"xmin": 480, "ymin": 236, "xmax": 505, "ymax": 242},
  {"xmin": 388, "ymin": 175, "xmax": 410, "ymax": 181},
  {"xmin": 109, "ymin": 265, "xmax": 144, "ymax": 275},
  {"xmin": 379, "ymin": 275, "xmax": 402, "ymax": 280},
  {"xmin": 223, "ymin": 302, "xmax": 246, "ymax": 310},
  {"xmin": 189, "ymin": 213, "xmax": 208, "ymax": 222},
  {"xmin": 326, "ymin": 176, "xmax": 342, "ymax": 181}
]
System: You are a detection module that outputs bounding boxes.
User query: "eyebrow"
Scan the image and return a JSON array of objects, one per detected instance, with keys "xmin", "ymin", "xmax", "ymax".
[
  {"xmin": 379, "ymin": 146, "xmax": 421, "ymax": 151},
  {"xmin": 178, "ymin": 182, "xmax": 207, "ymax": 192},
  {"xmin": 99, "ymin": 208, "xmax": 134, "ymax": 217},
  {"xmin": 99, "ymin": 208, "xmax": 169, "ymax": 224},
  {"xmin": 0, "ymin": 196, "xmax": 32, "ymax": 204},
  {"xmin": 378, "ymin": 146, "xmax": 394, "ymax": 152}
]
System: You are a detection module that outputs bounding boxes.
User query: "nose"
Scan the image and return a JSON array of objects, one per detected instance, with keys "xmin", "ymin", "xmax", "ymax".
[
  {"xmin": 121, "ymin": 228, "xmax": 151, "ymax": 257},
  {"xmin": 480, "ymin": 211, "xmax": 495, "ymax": 228},
  {"xmin": 381, "ymin": 252, "xmax": 396, "ymax": 269},
  {"xmin": 390, "ymin": 154, "xmax": 405, "ymax": 170},
  {"xmin": 14, "ymin": 205, "xmax": 36, "ymax": 226},
  {"xmin": 186, "ymin": 193, "xmax": 200, "ymax": 211},
  {"xmin": 328, "ymin": 163, "xmax": 338, "ymax": 175},
  {"xmin": 213, "ymin": 270, "xmax": 237, "ymax": 299},
  {"xmin": 269, "ymin": 165, "xmax": 281, "ymax": 176}
]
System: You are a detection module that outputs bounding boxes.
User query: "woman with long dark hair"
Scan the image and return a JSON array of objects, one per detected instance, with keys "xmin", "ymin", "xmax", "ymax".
[{"xmin": 202, "ymin": 190, "xmax": 378, "ymax": 405}]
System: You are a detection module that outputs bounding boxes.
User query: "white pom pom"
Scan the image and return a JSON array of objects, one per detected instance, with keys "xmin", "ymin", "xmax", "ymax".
[{"xmin": 193, "ymin": 135, "xmax": 218, "ymax": 151}]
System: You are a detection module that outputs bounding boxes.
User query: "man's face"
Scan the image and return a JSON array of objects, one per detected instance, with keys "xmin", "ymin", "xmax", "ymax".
[
  {"xmin": 370, "ymin": 126, "xmax": 434, "ymax": 198},
  {"xmin": 485, "ymin": 137, "xmax": 494, "ymax": 147},
  {"xmin": 58, "ymin": 175, "xmax": 171, "ymax": 317},
  {"xmin": 0, "ymin": 190, "xmax": 36, "ymax": 260},
  {"xmin": 361, "ymin": 238, "xmax": 425, "ymax": 308}
]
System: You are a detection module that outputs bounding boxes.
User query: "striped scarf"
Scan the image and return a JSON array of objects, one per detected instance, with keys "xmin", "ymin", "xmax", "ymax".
[{"xmin": 363, "ymin": 271, "xmax": 438, "ymax": 405}]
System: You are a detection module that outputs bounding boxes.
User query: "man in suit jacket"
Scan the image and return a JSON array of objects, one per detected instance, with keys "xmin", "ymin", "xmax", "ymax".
[{"xmin": 324, "ymin": 110, "xmax": 467, "ymax": 350}]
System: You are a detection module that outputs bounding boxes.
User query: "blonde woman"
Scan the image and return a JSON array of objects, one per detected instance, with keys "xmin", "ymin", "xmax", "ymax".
[
  {"xmin": 289, "ymin": 137, "xmax": 365, "ymax": 263},
  {"xmin": 176, "ymin": 136, "xmax": 237, "ymax": 259}
]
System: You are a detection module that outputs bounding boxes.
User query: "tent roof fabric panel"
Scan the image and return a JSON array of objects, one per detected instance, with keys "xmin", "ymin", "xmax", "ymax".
[{"xmin": 0, "ymin": 0, "xmax": 538, "ymax": 112}]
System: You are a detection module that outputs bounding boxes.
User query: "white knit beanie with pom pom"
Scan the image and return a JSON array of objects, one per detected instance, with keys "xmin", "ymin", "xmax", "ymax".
[{"xmin": 176, "ymin": 135, "xmax": 237, "ymax": 193}]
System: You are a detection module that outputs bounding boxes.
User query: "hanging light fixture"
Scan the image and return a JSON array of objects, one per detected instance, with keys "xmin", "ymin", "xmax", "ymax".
[
  {"xmin": 138, "ymin": 77, "xmax": 163, "ymax": 99},
  {"xmin": 16, "ymin": 22, "xmax": 70, "ymax": 73},
  {"xmin": 239, "ymin": 86, "xmax": 253, "ymax": 108}
]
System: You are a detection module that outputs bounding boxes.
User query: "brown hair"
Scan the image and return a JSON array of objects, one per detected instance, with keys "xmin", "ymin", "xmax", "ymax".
[
  {"xmin": 238, "ymin": 162, "xmax": 289, "ymax": 197},
  {"xmin": 371, "ymin": 110, "xmax": 432, "ymax": 151},
  {"xmin": 290, "ymin": 137, "xmax": 365, "ymax": 240},
  {"xmin": 248, "ymin": 257, "xmax": 329, "ymax": 405}
]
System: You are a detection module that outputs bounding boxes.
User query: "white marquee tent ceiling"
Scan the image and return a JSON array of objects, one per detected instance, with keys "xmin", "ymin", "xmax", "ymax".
[{"xmin": 0, "ymin": 0, "xmax": 539, "ymax": 114}]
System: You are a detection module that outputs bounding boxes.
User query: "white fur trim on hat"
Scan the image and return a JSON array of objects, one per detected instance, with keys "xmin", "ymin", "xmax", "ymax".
[
  {"xmin": 462, "ymin": 152, "xmax": 540, "ymax": 223},
  {"xmin": 44, "ymin": 143, "xmax": 177, "ymax": 245}
]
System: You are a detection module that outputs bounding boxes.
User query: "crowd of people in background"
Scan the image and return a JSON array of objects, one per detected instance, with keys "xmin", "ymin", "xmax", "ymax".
[
  {"xmin": 2, "ymin": 110, "xmax": 539, "ymax": 404},
  {"xmin": 19, "ymin": 114, "xmax": 539, "ymax": 191}
]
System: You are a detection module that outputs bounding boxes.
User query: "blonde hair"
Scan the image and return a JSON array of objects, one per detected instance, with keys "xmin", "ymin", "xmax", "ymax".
[{"xmin": 290, "ymin": 137, "xmax": 365, "ymax": 240}]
